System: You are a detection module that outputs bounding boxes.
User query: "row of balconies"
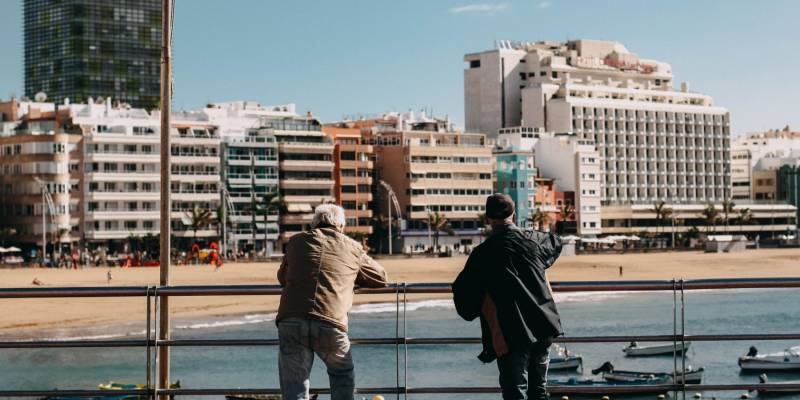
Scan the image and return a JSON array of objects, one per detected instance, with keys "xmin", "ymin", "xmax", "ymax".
[
  {"xmin": 574, "ymin": 114, "xmax": 727, "ymax": 125},
  {"xmin": 576, "ymin": 127, "xmax": 729, "ymax": 137}
]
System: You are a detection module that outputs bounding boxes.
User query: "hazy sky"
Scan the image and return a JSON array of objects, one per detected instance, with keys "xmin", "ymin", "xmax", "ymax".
[{"xmin": 1, "ymin": 0, "xmax": 798, "ymax": 135}]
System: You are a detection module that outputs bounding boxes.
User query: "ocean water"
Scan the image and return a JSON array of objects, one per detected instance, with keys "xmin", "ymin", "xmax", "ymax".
[{"xmin": 2, "ymin": 288, "xmax": 800, "ymax": 399}]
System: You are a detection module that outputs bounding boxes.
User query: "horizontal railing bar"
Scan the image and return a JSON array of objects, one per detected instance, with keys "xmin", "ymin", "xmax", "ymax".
[
  {"xmin": 0, "ymin": 339, "xmax": 148, "ymax": 348},
  {"xmin": 3, "ymin": 277, "xmax": 800, "ymax": 298},
  {"xmin": 0, "ymin": 389, "xmax": 148, "ymax": 396},
  {"xmin": 149, "ymin": 383, "xmax": 800, "ymax": 396},
  {"xmin": 6, "ymin": 333, "xmax": 800, "ymax": 349},
  {"xmin": 7, "ymin": 383, "xmax": 800, "ymax": 397}
]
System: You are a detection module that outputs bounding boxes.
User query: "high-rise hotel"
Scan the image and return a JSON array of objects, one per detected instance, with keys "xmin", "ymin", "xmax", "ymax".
[
  {"xmin": 465, "ymin": 39, "xmax": 731, "ymax": 206},
  {"xmin": 24, "ymin": 0, "xmax": 162, "ymax": 109}
]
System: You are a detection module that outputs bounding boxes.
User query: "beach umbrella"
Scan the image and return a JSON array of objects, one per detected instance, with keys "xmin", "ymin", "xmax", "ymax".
[
  {"xmin": 0, "ymin": 247, "xmax": 7, "ymax": 253},
  {"xmin": 7, "ymin": 246, "xmax": 21, "ymax": 252}
]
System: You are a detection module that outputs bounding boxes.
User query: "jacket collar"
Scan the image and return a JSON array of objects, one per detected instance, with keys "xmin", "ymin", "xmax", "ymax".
[{"xmin": 490, "ymin": 223, "xmax": 519, "ymax": 236}]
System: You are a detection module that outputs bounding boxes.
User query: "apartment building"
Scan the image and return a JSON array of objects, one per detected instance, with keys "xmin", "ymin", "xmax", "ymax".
[
  {"xmin": 534, "ymin": 134, "xmax": 602, "ymax": 235},
  {"xmin": 731, "ymin": 127, "xmax": 800, "ymax": 200},
  {"xmin": 270, "ymin": 116, "xmax": 335, "ymax": 248},
  {"xmin": 465, "ymin": 39, "xmax": 730, "ymax": 205},
  {"xmin": 79, "ymin": 102, "xmax": 221, "ymax": 248},
  {"xmin": 220, "ymin": 133, "xmax": 279, "ymax": 254},
  {"xmin": 493, "ymin": 148, "xmax": 535, "ymax": 228},
  {"xmin": 367, "ymin": 112, "xmax": 492, "ymax": 250},
  {"xmin": 322, "ymin": 125, "xmax": 374, "ymax": 237},
  {"xmin": 0, "ymin": 99, "xmax": 82, "ymax": 253},
  {"xmin": 534, "ymin": 177, "xmax": 576, "ymax": 233}
]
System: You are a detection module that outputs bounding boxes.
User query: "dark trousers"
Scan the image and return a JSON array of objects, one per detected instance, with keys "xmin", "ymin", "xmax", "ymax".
[{"xmin": 497, "ymin": 337, "xmax": 552, "ymax": 400}]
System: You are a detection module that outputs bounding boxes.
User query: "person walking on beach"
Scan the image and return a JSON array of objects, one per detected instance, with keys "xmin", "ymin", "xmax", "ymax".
[
  {"xmin": 452, "ymin": 194, "xmax": 563, "ymax": 400},
  {"xmin": 276, "ymin": 204, "xmax": 388, "ymax": 400}
]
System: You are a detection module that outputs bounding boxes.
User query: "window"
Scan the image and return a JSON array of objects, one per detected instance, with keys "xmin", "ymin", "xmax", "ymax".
[
  {"xmin": 469, "ymin": 60, "xmax": 480, "ymax": 68},
  {"xmin": 125, "ymin": 221, "xmax": 137, "ymax": 229},
  {"xmin": 341, "ymin": 151, "xmax": 356, "ymax": 160}
]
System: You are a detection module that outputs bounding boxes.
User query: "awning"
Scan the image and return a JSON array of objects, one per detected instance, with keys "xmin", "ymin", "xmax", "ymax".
[{"xmin": 287, "ymin": 203, "xmax": 313, "ymax": 213}]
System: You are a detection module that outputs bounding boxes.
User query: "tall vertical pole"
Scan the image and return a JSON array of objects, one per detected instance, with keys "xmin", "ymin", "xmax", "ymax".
[
  {"xmin": 157, "ymin": 0, "xmax": 172, "ymax": 396},
  {"xmin": 387, "ymin": 195, "xmax": 392, "ymax": 255}
]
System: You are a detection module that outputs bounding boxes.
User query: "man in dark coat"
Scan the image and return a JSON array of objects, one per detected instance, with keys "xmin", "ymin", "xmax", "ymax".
[{"xmin": 452, "ymin": 194, "xmax": 563, "ymax": 400}]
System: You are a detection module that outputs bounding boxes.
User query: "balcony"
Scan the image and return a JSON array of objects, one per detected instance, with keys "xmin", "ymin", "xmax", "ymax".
[
  {"xmin": 279, "ymin": 179, "xmax": 335, "ymax": 190},
  {"xmin": 279, "ymin": 159, "xmax": 334, "ymax": 172}
]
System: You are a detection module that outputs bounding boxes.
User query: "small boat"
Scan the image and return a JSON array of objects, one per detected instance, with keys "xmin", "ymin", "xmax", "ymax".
[
  {"xmin": 548, "ymin": 376, "xmax": 671, "ymax": 396},
  {"xmin": 549, "ymin": 344, "xmax": 584, "ymax": 371},
  {"xmin": 755, "ymin": 373, "xmax": 800, "ymax": 395},
  {"xmin": 739, "ymin": 346, "xmax": 800, "ymax": 371},
  {"xmin": 592, "ymin": 361, "xmax": 704, "ymax": 384},
  {"xmin": 42, "ymin": 381, "xmax": 181, "ymax": 400},
  {"xmin": 623, "ymin": 341, "xmax": 691, "ymax": 357}
]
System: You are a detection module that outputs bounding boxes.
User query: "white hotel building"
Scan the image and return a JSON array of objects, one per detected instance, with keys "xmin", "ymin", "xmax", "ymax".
[{"xmin": 465, "ymin": 39, "xmax": 731, "ymax": 206}]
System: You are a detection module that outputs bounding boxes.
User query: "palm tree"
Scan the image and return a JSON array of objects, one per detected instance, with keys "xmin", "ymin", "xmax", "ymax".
[
  {"xmin": 259, "ymin": 191, "xmax": 282, "ymax": 253},
  {"xmin": 652, "ymin": 201, "xmax": 673, "ymax": 238},
  {"xmin": 556, "ymin": 204, "xmax": 575, "ymax": 235},
  {"xmin": 700, "ymin": 203, "xmax": 720, "ymax": 235},
  {"xmin": 0, "ymin": 228, "xmax": 17, "ymax": 247},
  {"xmin": 529, "ymin": 209, "xmax": 551, "ymax": 231},
  {"xmin": 185, "ymin": 205, "xmax": 214, "ymax": 241},
  {"xmin": 427, "ymin": 211, "xmax": 453, "ymax": 248},
  {"xmin": 737, "ymin": 208, "xmax": 753, "ymax": 226},
  {"xmin": 721, "ymin": 199, "xmax": 736, "ymax": 228}
]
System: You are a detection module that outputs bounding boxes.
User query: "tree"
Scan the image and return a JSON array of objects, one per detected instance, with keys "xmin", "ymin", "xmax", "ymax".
[
  {"xmin": 185, "ymin": 205, "xmax": 214, "ymax": 241},
  {"xmin": 427, "ymin": 211, "xmax": 454, "ymax": 248},
  {"xmin": 737, "ymin": 208, "xmax": 753, "ymax": 226},
  {"xmin": 0, "ymin": 228, "xmax": 17, "ymax": 247},
  {"xmin": 652, "ymin": 201, "xmax": 673, "ymax": 237},
  {"xmin": 528, "ymin": 209, "xmax": 551, "ymax": 231},
  {"xmin": 259, "ymin": 191, "xmax": 282, "ymax": 253},
  {"xmin": 556, "ymin": 204, "xmax": 575, "ymax": 235},
  {"xmin": 699, "ymin": 203, "xmax": 720, "ymax": 235},
  {"xmin": 721, "ymin": 199, "xmax": 736, "ymax": 227}
]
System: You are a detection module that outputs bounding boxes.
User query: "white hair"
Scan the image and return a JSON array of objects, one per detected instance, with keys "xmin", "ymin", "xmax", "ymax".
[{"xmin": 311, "ymin": 203, "xmax": 347, "ymax": 230}]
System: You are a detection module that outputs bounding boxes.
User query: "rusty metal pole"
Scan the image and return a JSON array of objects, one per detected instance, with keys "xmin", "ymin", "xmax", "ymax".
[{"xmin": 157, "ymin": 0, "xmax": 172, "ymax": 397}]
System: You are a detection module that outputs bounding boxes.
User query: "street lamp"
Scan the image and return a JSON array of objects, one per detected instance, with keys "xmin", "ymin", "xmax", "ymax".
[{"xmin": 379, "ymin": 180, "xmax": 402, "ymax": 255}]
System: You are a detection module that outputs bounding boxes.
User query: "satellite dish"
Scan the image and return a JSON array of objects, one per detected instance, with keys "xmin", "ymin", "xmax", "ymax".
[{"xmin": 34, "ymin": 92, "xmax": 47, "ymax": 102}]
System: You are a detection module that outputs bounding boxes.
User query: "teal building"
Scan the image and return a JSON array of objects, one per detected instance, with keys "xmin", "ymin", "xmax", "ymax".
[
  {"xmin": 777, "ymin": 165, "xmax": 800, "ymax": 223},
  {"xmin": 493, "ymin": 149, "xmax": 536, "ymax": 228}
]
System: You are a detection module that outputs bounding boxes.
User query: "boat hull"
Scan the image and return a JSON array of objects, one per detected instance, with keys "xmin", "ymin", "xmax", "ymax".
[
  {"xmin": 623, "ymin": 342, "xmax": 691, "ymax": 357},
  {"xmin": 550, "ymin": 356, "xmax": 583, "ymax": 371}
]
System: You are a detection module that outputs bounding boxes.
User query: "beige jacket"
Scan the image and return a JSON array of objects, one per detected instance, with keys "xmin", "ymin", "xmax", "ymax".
[{"xmin": 276, "ymin": 227, "xmax": 388, "ymax": 331}]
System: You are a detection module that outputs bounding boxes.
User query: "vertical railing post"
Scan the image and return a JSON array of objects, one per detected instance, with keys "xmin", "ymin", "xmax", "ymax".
[
  {"xmin": 402, "ymin": 283, "xmax": 408, "ymax": 400},
  {"xmin": 158, "ymin": 0, "xmax": 173, "ymax": 398},
  {"xmin": 145, "ymin": 286, "xmax": 152, "ymax": 399},
  {"xmin": 680, "ymin": 279, "xmax": 687, "ymax": 400},
  {"xmin": 672, "ymin": 279, "xmax": 678, "ymax": 398},
  {"xmin": 395, "ymin": 284, "xmax": 400, "ymax": 400}
]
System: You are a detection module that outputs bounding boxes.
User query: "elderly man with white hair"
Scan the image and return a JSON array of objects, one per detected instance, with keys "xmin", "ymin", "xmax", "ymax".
[{"xmin": 276, "ymin": 203, "xmax": 388, "ymax": 400}]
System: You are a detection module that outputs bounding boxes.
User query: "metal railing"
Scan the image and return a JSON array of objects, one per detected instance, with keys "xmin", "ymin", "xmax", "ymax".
[{"xmin": 2, "ymin": 278, "xmax": 800, "ymax": 398}]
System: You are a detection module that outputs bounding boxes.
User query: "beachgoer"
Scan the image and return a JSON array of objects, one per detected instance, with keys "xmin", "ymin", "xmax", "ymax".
[
  {"xmin": 619, "ymin": 266, "xmax": 623, "ymax": 276},
  {"xmin": 453, "ymin": 194, "xmax": 563, "ymax": 400},
  {"xmin": 276, "ymin": 204, "xmax": 388, "ymax": 400},
  {"xmin": 107, "ymin": 270, "xmax": 112, "ymax": 284}
]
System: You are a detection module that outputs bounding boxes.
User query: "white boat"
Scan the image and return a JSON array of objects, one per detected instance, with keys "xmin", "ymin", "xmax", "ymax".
[
  {"xmin": 592, "ymin": 361, "xmax": 704, "ymax": 384},
  {"xmin": 739, "ymin": 346, "xmax": 800, "ymax": 371},
  {"xmin": 755, "ymin": 373, "xmax": 800, "ymax": 394},
  {"xmin": 623, "ymin": 341, "xmax": 691, "ymax": 356},
  {"xmin": 549, "ymin": 344, "xmax": 583, "ymax": 371}
]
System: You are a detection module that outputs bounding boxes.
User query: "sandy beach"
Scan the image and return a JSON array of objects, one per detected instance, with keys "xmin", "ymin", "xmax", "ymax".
[{"xmin": 2, "ymin": 248, "xmax": 799, "ymax": 337}]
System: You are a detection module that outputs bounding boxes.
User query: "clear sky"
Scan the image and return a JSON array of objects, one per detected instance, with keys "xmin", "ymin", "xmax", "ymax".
[{"xmin": 1, "ymin": 0, "xmax": 798, "ymax": 135}]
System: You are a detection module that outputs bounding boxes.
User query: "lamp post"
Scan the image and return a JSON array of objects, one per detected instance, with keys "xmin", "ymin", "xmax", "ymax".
[{"xmin": 379, "ymin": 180, "xmax": 401, "ymax": 255}]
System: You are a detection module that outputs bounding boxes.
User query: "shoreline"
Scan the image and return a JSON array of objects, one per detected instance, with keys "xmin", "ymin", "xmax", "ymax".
[{"xmin": 2, "ymin": 248, "xmax": 798, "ymax": 339}]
